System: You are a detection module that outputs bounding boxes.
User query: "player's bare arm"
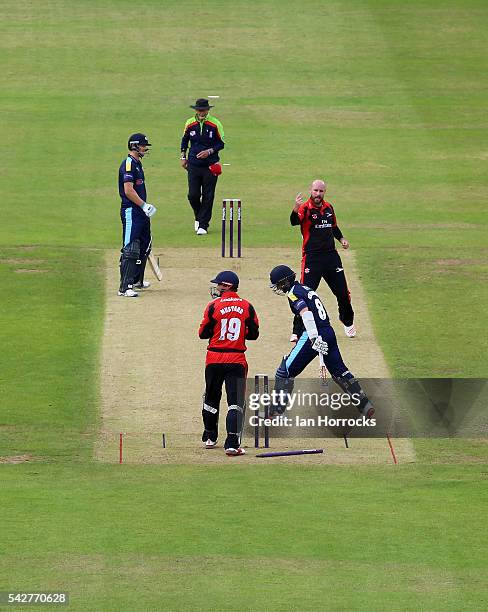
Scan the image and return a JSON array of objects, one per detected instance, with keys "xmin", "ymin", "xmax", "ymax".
[
  {"xmin": 124, "ymin": 182, "xmax": 145, "ymax": 207},
  {"xmin": 124, "ymin": 183, "xmax": 157, "ymax": 217}
]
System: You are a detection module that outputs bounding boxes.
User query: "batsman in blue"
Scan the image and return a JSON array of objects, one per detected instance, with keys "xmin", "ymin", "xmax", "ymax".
[
  {"xmin": 269, "ymin": 264, "xmax": 374, "ymax": 418},
  {"xmin": 117, "ymin": 133, "xmax": 157, "ymax": 297}
]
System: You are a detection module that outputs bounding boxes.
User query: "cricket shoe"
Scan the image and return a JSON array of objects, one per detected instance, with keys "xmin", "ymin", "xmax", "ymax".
[
  {"xmin": 194, "ymin": 220, "xmax": 199, "ymax": 232},
  {"xmin": 225, "ymin": 447, "xmax": 246, "ymax": 456},
  {"xmin": 289, "ymin": 333, "xmax": 298, "ymax": 343},
  {"xmin": 197, "ymin": 227, "xmax": 208, "ymax": 235},
  {"xmin": 133, "ymin": 281, "xmax": 151, "ymax": 289},
  {"xmin": 204, "ymin": 439, "xmax": 217, "ymax": 449},
  {"xmin": 269, "ymin": 405, "xmax": 286, "ymax": 418},
  {"xmin": 118, "ymin": 288, "xmax": 138, "ymax": 297},
  {"xmin": 360, "ymin": 402, "xmax": 375, "ymax": 419},
  {"xmin": 344, "ymin": 324, "xmax": 357, "ymax": 338}
]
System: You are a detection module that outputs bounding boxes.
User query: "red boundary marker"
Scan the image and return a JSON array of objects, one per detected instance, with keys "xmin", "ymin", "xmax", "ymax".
[
  {"xmin": 386, "ymin": 433, "xmax": 398, "ymax": 464},
  {"xmin": 119, "ymin": 433, "xmax": 123, "ymax": 464}
]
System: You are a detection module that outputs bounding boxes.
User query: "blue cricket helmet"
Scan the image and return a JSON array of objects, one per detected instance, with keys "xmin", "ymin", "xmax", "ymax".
[
  {"xmin": 128, "ymin": 133, "xmax": 152, "ymax": 150},
  {"xmin": 270, "ymin": 265, "xmax": 296, "ymax": 295},
  {"xmin": 211, "ymin": 270, "xmax": 239, "ymax": 289}
]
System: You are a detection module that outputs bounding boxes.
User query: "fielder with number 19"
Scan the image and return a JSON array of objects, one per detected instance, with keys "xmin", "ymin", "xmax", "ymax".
[
  {"xmin": 198, "ymin": 271, "xmax": 259, "ymax": 456},
  {"xmin": 269, "ymin": 264, "xmax": 374, "ymax": 418}
]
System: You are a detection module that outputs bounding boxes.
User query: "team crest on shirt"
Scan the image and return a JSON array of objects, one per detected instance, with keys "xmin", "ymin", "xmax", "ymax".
[
  {"xmin": 304, "ymin": 268, "xmax": 310, "ymax": 274},
  {"xmin": 312, "ymin": 214, "xmax": 318, "ymax": 220},
  {"xmin": 190, "ymin": 131, "xmax": 196, "ymax": 136}
]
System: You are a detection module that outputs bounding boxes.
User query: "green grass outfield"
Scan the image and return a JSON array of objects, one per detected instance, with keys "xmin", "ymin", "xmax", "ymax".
[
  {"xmin": 1, "ymin": 464, "xmax": 487, "ymax": 610},
  {"xmin": 1, "ymin": 0, "xmax": 487, "ymax": 609}
]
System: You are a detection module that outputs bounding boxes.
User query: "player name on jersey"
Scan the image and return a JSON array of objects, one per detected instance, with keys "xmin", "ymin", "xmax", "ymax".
[{"xmin": 219, "ymin": 305, "xmax": 244, "ymax": 315}]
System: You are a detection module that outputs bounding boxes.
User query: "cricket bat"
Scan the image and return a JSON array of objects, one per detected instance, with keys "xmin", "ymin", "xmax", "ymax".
[
  {"xmin": 319, "ymin": 353, "xmax": 328, "ymax": 388},
  {"xmin": 148, "ymin": 252, "xmax": 163, "ymax": 281}
]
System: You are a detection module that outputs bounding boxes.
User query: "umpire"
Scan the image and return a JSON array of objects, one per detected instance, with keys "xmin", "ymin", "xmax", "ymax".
[
  {"xmin": 291, "ymin": 179, "xmax": 356, "ymax": 337},
  {"xmin": 180, "ymin": 98, "xmax": 225, "ymax": 235},
  {"xmin": 117, "ymin": 133, "xmax": 157, "ymax": 298}
]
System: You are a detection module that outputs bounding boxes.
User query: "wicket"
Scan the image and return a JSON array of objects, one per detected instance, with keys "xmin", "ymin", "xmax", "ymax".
[
  {"xmin": 221, "ymin": 199, "xmax": 242, "ymax": 257},
  {"xmin": 254, "ymin": 374, "xmax": 270, "ymax": 448},
  {"xmin": 256, "ymin": 449, "xmax": 324, "ymax": 458}
]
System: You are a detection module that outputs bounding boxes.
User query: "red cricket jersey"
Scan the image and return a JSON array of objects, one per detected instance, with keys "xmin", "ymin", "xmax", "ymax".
[
  {"xmin": 198, "ymin": 292, "xmax": 259, "ymax": 365},
  {"xmin": 291, "ymin": 198, "xmax": 343, "ymax": 255}
]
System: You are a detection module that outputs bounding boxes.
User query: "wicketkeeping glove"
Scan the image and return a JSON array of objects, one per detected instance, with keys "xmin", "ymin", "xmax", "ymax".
[
  {"xmin": 142, "ymin": 202, "xmax": 157, "ymax": 217},
  {"xmin": 312, "ymin": 336, "xmax": 329, "ymax": 355}
]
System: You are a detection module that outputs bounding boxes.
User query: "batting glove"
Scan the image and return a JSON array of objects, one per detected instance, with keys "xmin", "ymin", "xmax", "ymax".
[
  {"xmin": 142, "ymin": 203, "xmax": 157, "ymax": 217},
  {"xmin": 312, "ymin": 336, "xmax": 329, "ymax": 355}
]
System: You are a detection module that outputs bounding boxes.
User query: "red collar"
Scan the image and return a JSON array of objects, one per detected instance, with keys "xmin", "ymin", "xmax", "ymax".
[{"xmin": 305, "ymin": 198, "xmax": 330, "ymax": 212}]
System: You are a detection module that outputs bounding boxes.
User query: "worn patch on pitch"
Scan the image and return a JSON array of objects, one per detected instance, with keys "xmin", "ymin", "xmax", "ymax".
[{"xmin": 0, "ymin": 454, "xmax": 36, "ymax": 464}]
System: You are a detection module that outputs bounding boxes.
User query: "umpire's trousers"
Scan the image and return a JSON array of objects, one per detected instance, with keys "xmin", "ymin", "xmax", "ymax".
[{"xmin": 187, "ymin": 164, "xmax": 218, "ymax": 230}]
